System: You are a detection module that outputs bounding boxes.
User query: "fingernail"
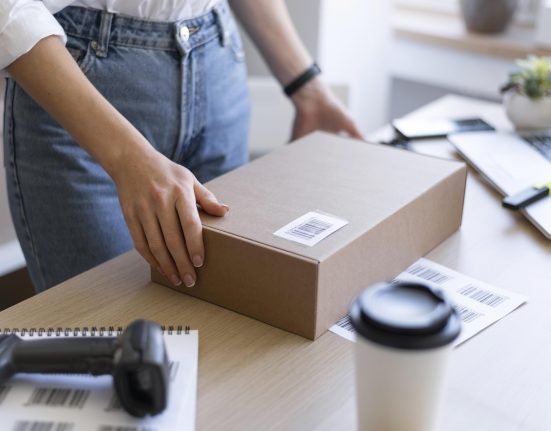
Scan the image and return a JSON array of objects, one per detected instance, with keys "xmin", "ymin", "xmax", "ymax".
[
  {"xmin": 192, "ymin": 255, "xmax": 203, "ymax": 268},
  {"xmin": 221, "ymin": 204, "xmax": 230, "ymax": 213},
  {"xmin": 184, "ymin": 274, "xmax": 195, "ymax": 288},
  {"xmin": 170, "ymin": 274, "xmax": 182, "ymax": 286}
]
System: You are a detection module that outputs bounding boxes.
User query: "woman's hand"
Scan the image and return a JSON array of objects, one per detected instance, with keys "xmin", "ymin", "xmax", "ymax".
[
  {"xmin": 112, "ymin": 147, "xmax": 228, "ymax": 288},
  {"xmin": 290, "ymin": 77, "xmax": 364, "ymax": 142}
]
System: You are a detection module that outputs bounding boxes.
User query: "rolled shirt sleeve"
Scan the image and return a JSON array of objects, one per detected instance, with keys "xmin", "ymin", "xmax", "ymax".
[{"xmin": 0, "ymin": 0, "xmax": 67, "ymax": 71}]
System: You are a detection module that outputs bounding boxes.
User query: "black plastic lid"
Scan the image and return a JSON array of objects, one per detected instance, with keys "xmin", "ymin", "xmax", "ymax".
[{"xmin": 349, "ymin": 281, "xmax": 461, "ymax": 350}]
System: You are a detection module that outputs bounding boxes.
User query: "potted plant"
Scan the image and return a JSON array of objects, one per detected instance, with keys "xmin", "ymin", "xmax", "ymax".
[{"xmin": 501, "ymin": 56, "xmax": 551, "ymax": 129}]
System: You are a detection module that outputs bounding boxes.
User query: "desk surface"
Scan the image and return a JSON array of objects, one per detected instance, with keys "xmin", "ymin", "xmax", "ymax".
[{"xmin": 1, "ymin": 95, "xmax": 550, "ymax": 430}]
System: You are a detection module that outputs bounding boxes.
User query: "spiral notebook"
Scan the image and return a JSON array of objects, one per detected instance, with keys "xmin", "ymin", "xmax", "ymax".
[{"xmin": 0, "ymin": 326, "xmax": 198, "ymax": 431}]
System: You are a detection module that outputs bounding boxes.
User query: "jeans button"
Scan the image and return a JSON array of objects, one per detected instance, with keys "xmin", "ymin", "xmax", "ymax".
[{"xmin": 179, "ymin": 26, "xmax": 190, "ymax": 41}]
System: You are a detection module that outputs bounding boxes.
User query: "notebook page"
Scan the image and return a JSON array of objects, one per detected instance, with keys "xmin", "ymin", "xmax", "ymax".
[{"xmin": 0, "ymin": 331, "xmax": 198, "ymax": 431}]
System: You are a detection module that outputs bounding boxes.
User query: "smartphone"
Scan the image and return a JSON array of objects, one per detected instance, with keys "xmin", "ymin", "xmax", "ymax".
[{"xmin": 392, "ymin": 117, "xmax": 495, "ymax": 140}]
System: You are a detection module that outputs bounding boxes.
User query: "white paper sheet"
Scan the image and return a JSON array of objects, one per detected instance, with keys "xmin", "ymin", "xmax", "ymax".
[
  {"xmin": 0, "ymin": 330, "xmax": 198, "ymax": 431},
  {"xmin": 330, "ymin": 258, "xmax": 527, "ymax": 346}
]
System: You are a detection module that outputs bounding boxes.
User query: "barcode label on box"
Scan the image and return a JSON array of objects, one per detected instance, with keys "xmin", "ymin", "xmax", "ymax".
[{"xmin": 274, "ymin": 211, "xmax": 348, "ymax": 247}]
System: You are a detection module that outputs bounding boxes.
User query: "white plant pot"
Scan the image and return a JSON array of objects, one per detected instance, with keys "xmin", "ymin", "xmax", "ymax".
[{"xmin": 503, "ymin": 92, "xmax": 551, "ymax": 130}]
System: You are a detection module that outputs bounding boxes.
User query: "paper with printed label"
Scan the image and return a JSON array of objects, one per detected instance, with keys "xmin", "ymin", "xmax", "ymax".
[
  {"xmin": 330, "ymin": 258, "xmax": 527, "ymax": 346},
  {"xmin": 273, "ymin": 211, "xmax": 348, "ymax": 247},
  {"xmin": 0, "ymin": 331, "xmax": 198, "ymax": 431}
]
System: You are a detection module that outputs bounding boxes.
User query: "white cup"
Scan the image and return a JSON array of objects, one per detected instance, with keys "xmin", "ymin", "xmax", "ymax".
[{"xmin": 349, "ymin": 281, "xmax": 461, "ymax": 431}]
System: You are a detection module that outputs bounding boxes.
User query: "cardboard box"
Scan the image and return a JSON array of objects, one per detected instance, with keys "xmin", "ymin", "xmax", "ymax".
[{"xmin": 152, "ymin": 132, "xmax": 466, "ymax": 339}]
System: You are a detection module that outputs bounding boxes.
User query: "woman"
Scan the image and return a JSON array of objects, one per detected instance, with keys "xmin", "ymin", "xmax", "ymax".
[{"xmin": 1, "ymin": 0, "xmax": 362, "ymax": 292}]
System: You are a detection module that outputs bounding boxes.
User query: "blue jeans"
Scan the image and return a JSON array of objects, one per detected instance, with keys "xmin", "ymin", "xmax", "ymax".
[{"xmin": 3, "ymin": 3, "xmax": 250, "ymax": 292}]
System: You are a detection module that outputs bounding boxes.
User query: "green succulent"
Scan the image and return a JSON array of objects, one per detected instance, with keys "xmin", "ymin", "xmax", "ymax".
[{"xmin": 501, "ymin": 56, "xmax": 551, "ymax": 100}]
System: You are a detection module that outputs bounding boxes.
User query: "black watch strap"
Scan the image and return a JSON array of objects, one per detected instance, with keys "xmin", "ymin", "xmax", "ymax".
[{"xmin": 283, "ymin": 63, "xmax": 321, "ymax": 97}]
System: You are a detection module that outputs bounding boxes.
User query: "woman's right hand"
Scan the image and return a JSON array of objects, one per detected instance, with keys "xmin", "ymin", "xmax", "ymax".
[
  {"xmin": 112, "ymin": 147, "xmax": 229, "ymax": 288},
  {"xmin": 6, "ymin": 36, "xmax": 228, "ymax": 287}
]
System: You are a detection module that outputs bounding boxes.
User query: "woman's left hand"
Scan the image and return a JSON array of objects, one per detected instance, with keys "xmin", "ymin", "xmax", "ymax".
[{"xmin": 290, "ymin": 77, "xmax": 364, "ymax": 142}]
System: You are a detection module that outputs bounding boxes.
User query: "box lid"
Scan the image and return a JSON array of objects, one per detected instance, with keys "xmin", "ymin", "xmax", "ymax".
[{"xmin": 200, "ymin": 132, "xmax": 464, "ymax": 262}]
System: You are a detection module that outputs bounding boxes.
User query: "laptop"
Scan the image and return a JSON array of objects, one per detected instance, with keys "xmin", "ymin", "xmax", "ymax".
[{"xmin": 448, "ymin": 131, "xmax": 551, "ymax": 239}]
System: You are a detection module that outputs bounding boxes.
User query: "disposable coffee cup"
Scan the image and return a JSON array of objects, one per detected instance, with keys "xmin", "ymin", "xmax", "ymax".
[{"xmin": 349, "ymin": 281, "xmax": 461, "ymax": 431}]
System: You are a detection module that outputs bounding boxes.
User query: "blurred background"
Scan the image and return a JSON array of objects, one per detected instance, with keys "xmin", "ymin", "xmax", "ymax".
[{"xmin": 0, "ymin": 0, "xmax": 549, "ymax": 306}]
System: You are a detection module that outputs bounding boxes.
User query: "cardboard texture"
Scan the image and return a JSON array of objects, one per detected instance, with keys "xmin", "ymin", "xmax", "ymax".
[{"xmin": 151, "ymin": 132, "xmax": 467, "ymax": 339}]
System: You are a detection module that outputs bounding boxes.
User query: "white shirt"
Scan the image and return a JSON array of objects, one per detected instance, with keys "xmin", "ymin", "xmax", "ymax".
[{"xmin": 0, "ymin": 0, "xmax": 220, "ymax": 70}]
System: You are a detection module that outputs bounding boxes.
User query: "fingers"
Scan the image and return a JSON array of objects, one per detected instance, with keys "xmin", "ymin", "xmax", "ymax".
[
  {"xmin": 138, "ymin": 205, "xmax": 183, "ymax": 287},
  {"xmin": 175, "ymin": 190, "xmax": 205, "ymax": 275},
  {"xmin": 194, "ymin": 181, "xmax": 229, "ymax": 217},
  {"xmin": 158, "ymin": 193, "xmax": 198, "ymax": 288}
]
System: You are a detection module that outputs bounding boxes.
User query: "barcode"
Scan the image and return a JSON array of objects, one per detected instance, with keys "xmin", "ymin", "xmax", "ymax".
[
  {"xmin": 98, "ymin": 426, "xmax": 156, "ymax": 431},
  {"xmin": 286, "ymin": 217, "xmax": 333, "ymax": 240},
  {"xmin": 12, "ymin": 421, "xmax": 73, "ymax": 431},
  {"xmin": 0, "ymin": 385, "xmax": 12, "ymax": 405},
  {"xmin": 407, "ymin": 264, "xmax": 451, "ymax": 285},
  {"xmin": 25, "ymin": 387, "xmax": 90, "ymax": 408},
  {"xmin": 458, "ymin": 284, "xmax": 507, "ymax": 307},
  {"xmin": 104, "ymin": 393, "xmax": 122, "ymax": 412},
  {"xmin": 454, "ymin": 304, "xmax": 483, "ymax": 323},
  {"xmin": 335, "ymin": 315, "xmax": 354, "ymax": 332}
]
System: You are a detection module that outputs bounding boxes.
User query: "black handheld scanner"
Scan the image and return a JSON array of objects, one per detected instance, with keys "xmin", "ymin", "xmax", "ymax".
[{"xmin": 0, "ymin": 319, "xmax": 169, "ymax": 417}]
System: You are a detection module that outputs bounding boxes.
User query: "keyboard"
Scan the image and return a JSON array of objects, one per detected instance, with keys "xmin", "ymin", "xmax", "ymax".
[{"xmin": 523, "ymin": 135, "xmax": 551, "ymax": 161}]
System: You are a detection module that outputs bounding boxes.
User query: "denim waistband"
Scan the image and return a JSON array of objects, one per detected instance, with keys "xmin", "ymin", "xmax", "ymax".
[{"xmin": 54, "ymin": 1, "xmax": 231, "ymax": 56}]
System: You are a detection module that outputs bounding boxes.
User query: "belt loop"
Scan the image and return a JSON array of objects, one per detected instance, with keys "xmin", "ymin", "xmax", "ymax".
[
  {"xmin": 93, "ymin": 11, "xmax": 113, "ymax": 58},
  {"xmin": 212, "ymin": 4, "xmax": 230, "ymax": 47}
]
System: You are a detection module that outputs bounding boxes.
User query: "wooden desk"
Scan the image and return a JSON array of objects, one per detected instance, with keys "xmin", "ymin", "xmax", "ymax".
[{"xmin": 1, "ymin": 95, "xmax": 550, "ymax": 430}]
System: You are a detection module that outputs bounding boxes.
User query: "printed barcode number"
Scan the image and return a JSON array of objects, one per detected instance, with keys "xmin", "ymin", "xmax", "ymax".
[
  {"xmin": 12, "ymin": 421, "xmax": 73, "ymax": 431},
  {"xmin": 454, "ymin": 305, "xmax": 483, "ymax": 323},
  {"xmin": 98, "ymin": 426, "xmax": 156, "ymax": 431},
  {"xmin": 336, "ymin": 315, "xmax": 354, "ymax": 332},
  {"xmin": 0, "ymin": 384, "xmax": 12, "ymax": 405},
  {"xmin": 286, "ymin": 217, "xmax": 333, "ymax": 240},
  {"xmin": 407, "ymin": 264, "xmax": 451, "ymax": 285},
  {"xmin": 458, "ymin": 284, "xmax": 507, "ymax": 307},
  {"xmin": 25, "ymin": 387, "xmax": 90, "ymax": 408}
]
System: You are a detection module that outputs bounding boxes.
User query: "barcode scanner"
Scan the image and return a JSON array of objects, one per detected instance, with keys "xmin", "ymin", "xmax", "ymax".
[{"xmin": 0, "ymin": 319, "xmax": 169, "ymax": 417}]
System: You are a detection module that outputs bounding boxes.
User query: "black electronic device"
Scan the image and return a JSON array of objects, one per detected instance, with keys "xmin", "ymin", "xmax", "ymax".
[
  {"xmin": 502, "ymin": 182, "xmax": 551, "ymax": 210},
  {"xmin": 0, "ymin": 319, "xmax": 169, "ymax": 417},
  {"xmin": 392, "ymin": 117, "xmax": 495, "ymax": 140}
]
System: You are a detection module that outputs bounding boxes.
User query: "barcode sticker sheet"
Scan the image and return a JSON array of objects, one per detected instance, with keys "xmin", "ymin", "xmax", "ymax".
[
  {"xmin": 273, "ymin": 211, "xmax": 348, "ymax": 247},
  {"xmin": 330, "ymin": 258, "xmax": 528, "ymax": 346},
  {"xmin": 0, "ymin": 330, "xmax": 198, "ymax": 431}
]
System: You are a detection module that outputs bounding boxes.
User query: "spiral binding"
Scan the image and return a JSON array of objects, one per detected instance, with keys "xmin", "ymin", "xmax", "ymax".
[{"xmin": 1, "ymin": 325, "xmax": 191, "ymax": 336}]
